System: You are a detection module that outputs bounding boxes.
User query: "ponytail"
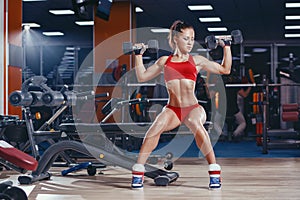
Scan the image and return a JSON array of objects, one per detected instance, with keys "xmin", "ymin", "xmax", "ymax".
[{"xmin": 168, "ymin": 20, "xmax": 194, "ymax": 50}]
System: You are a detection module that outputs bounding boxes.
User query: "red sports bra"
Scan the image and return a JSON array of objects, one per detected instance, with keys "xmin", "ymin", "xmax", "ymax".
[{"xmin": 164, "ymin": 55, "xmax": 197, "ymax": 82}]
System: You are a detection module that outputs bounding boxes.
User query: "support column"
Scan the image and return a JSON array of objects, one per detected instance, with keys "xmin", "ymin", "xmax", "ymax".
[
  {"xmin": 0, "ymin": 0, "xmax": 6, "ymax": 115},
  {"xmin": 7, "ymin": 0, "xmax": 23, "ymax": 118},
  {"xmin": 94, "ymin": 1, "xmax": 133, "ymax": 122}
]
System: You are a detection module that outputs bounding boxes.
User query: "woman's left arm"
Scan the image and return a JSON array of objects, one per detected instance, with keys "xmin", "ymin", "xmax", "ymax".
[{"xmin": 194, "ymin": 46, "xmax": 232, "ymax": 75}]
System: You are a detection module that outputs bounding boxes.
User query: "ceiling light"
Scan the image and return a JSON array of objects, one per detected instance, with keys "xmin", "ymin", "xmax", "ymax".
[
  {"xmin": 75, "ymin": 21, "xmax": 94, "ymax": 26},
  {"xmin": 199, "ymin": 17, "xmax": 221, "ymax": 22},
  {"xmin": 285, "ymin": 25, "xmax": 300, "ymax": 29},
  {"xmin": 22, "ymin": 23, "xmax": 40, "ymax": 28},
  {"xmin": 188, "ymin": 5, "xmax": 213, "ymax": 11},
  {"xmin": 285, "ymin": 33, "xmax": 300, "ymax": 38},
  {"xmin": 252, "ymin": 48, "xmax": 267, "ymax": 53},
  {"xmin": 207, "ymin": 27, "xmax": 227, "ymax": 32},
  {"xmin": 49, "ymin": 10, "xmax": 74, "ymax": 15},
  {"xmin": 42, "ymin": 32, "xmax": 64, "ymax": 36},
  {"xmin": 285, "ymin": 3, "xmax": 300, "ymax": 8},
  {"xmin": 150, "ymin": 28, "xmax": 169, "ymax": 33},
  {"xmin": 243, "ymin": 53, "xmax": 252, "ymax": 57},
  {"xmin": 135, "ymin": 7, "xmax": 143, "ymax": 13},
  {"xmin": 24, "ymin": 25, "xmax": 30, "ymax": 31},
  {"xmin": 285, "ymin": 15, "xmax": 300, "ymax": 20}
]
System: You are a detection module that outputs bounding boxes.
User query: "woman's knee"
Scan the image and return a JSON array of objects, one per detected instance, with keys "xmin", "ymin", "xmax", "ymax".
[
  {"xmin": 146, "ymin": 117, "xmax": 171, "ymax": 138},
  {"xmin": 186, "ymin": 118, "xmax": 209, "ymax": 138},
  {"xmin": 153, "ymin": 119, "xmax": 166, "ymax": 128},
  {"xmin": 185, "ymin": 117, "xmax": 200, "ymax": 130}
]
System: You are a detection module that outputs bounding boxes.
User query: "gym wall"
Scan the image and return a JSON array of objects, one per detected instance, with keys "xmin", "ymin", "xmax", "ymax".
[{"xmin": 94, "ymin": 1, "xmax": 134, "ymax": 122}]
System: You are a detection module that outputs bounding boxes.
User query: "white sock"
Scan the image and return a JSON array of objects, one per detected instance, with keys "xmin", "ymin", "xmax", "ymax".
[
  {"xmin": 209, "ymin": 163, "xmax": 221, "ymax": 171},
  {"xmin": 132, "ymin": 163, "xmax": 145, "ymax": 172}
]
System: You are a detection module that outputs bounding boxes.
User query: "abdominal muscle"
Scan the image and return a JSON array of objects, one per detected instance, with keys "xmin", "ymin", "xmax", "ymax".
[{"xmin": 166, "ymin": 79, "xmax": 198, "ymax": 107}]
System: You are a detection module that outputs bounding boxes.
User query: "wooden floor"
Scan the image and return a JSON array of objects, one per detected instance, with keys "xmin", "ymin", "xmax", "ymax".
[{"xmin": 1, "ymin": 157, "xmax": 300, "ymax": 200}]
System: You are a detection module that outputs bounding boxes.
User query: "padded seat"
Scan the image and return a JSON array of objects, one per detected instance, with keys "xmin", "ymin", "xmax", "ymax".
[{"xmin": 0, "ymin": 140, "xmax": 38, "ymax": 171}]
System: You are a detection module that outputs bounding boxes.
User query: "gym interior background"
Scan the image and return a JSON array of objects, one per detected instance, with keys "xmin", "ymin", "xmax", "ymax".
[
  {"xmin": 0, "ymin": 0, "xmax": 300, "ymax": 199},
  {"xmin": 2, "ymin": 0, "xmax": 300, "ymax": 161},
  {"xmin": 16, "ymin": 0, "xmax": 300, "ymax": 146},
  {"xmin": 0, "ymin": 0, "xmax": 300, "ymax": 159}
]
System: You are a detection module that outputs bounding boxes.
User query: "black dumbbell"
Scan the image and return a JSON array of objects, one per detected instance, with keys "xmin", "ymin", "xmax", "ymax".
[
  {"xmin": 0, "ymin": 181, "xmax": 12, "ymax": 193},
  {"xmin": 205, "ymin": 29, "xmax": 243, "ymax": 49},
  {"xmin": 3, "ymin": 187, "xmax": 28, "ymax": 200},
  {"xmin": 0, "ymin": 181, "xmax": 28, "ymax": 200},
  {"xmin": 122, "ymin": 40, "xmax": 159, "ymax": 55}
]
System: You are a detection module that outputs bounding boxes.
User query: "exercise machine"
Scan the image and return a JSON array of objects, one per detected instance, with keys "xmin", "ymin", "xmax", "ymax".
[
  {"xmin": 9, "ymin": 76, "xmax": 179, "ymax": 186},
  {"xmin": 18, "ymin": 139, "xmax": 179, "ymax": 186}
]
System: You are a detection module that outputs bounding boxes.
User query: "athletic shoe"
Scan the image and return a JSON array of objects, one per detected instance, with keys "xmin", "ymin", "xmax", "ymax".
[
  {"xmin": 208, "ymin": 163, "xmax": 221, "ymax": 189},
  {"xmin": 131, "ymin": 164, "xmax": 145, "ymax": 189}
]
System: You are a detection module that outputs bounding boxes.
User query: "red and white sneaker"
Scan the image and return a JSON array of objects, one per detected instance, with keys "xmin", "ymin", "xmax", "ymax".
[
  {"xmin": 208, "ymin": 164, "xmax": 221, "ymax": 189},
  {"xmin": 131, "ymin": 164, "xmax": 145, "ymax": 189}
]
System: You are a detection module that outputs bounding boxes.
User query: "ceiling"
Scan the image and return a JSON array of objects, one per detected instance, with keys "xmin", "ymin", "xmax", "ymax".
[
  {"xmin": 21, "ymin": 0, "xmax": 300, "ymax": 82},
  {"xmin": 22, "ymin": 0, "xmax": 300, "ymax": 45},
  {"xmin": 22, "ymin": 0, "xmax": 94, "ymax": 46},
  {"xmin": 133, "ymin": 0, "xmax": 295, "ymax": 44}
]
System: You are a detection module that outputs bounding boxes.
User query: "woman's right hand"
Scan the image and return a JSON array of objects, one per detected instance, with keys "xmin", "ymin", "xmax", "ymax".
[
  {"xmin": 218, "ymin": 39, "xmax": 231, "ymax": 48},
  {"xmin": 134, "ymin": 43, "xmax": 147, "ymax": 55}
]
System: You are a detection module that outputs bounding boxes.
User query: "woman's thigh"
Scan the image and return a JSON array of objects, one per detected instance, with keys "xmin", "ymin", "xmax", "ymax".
[
  {"xmin": 146, "ymin": 107, "xmax": 181, "ymax": 137},
  {"xmin": 185, "ymin": 106, "xmax": 207, "ymax": 124}
]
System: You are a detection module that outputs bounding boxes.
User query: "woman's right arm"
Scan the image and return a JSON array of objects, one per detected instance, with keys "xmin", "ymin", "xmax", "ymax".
[{"xmin": 135, "ymin": 55, "xmax": 166, "ymax": 82}]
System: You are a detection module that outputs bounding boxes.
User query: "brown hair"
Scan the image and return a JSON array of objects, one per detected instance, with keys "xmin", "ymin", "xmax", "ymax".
[{"xmin": 168, "ymin": 20, "xmax": 194, "ymax": 50}]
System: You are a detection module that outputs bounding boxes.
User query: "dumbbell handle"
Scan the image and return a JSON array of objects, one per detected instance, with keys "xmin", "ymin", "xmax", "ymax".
[
  {"xmin": 133, "ymin": 44, "xmax": 149, "ymax": 50},
  {"xmin": 214, "ymin": 35, "xmax": 232, "ymax": 41}
]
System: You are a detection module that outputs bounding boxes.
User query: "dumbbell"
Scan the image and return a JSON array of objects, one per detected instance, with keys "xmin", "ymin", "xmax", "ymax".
[
  {"xmin": 282, "ymin": 103, "xmax": 299, "ymax": 122},
  {"xmin": 122, "ymin": 40, "xmax": 159, "ymax": 55},
  {"xmin": 205, "ymin": 29, "xmax": 243, "ymax": 49},
  {"xmin": 0, "ymin": 181, "xmax": 28, "ymax": 200},
  {"xmin": 9, "ymin": 91, "xmax": 44, "ymax": 107}
]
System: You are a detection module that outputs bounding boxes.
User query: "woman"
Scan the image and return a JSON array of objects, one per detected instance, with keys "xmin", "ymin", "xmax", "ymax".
[{"xmin": 131, "ymin": 20, "xmax": 232, "ymax": 189}]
